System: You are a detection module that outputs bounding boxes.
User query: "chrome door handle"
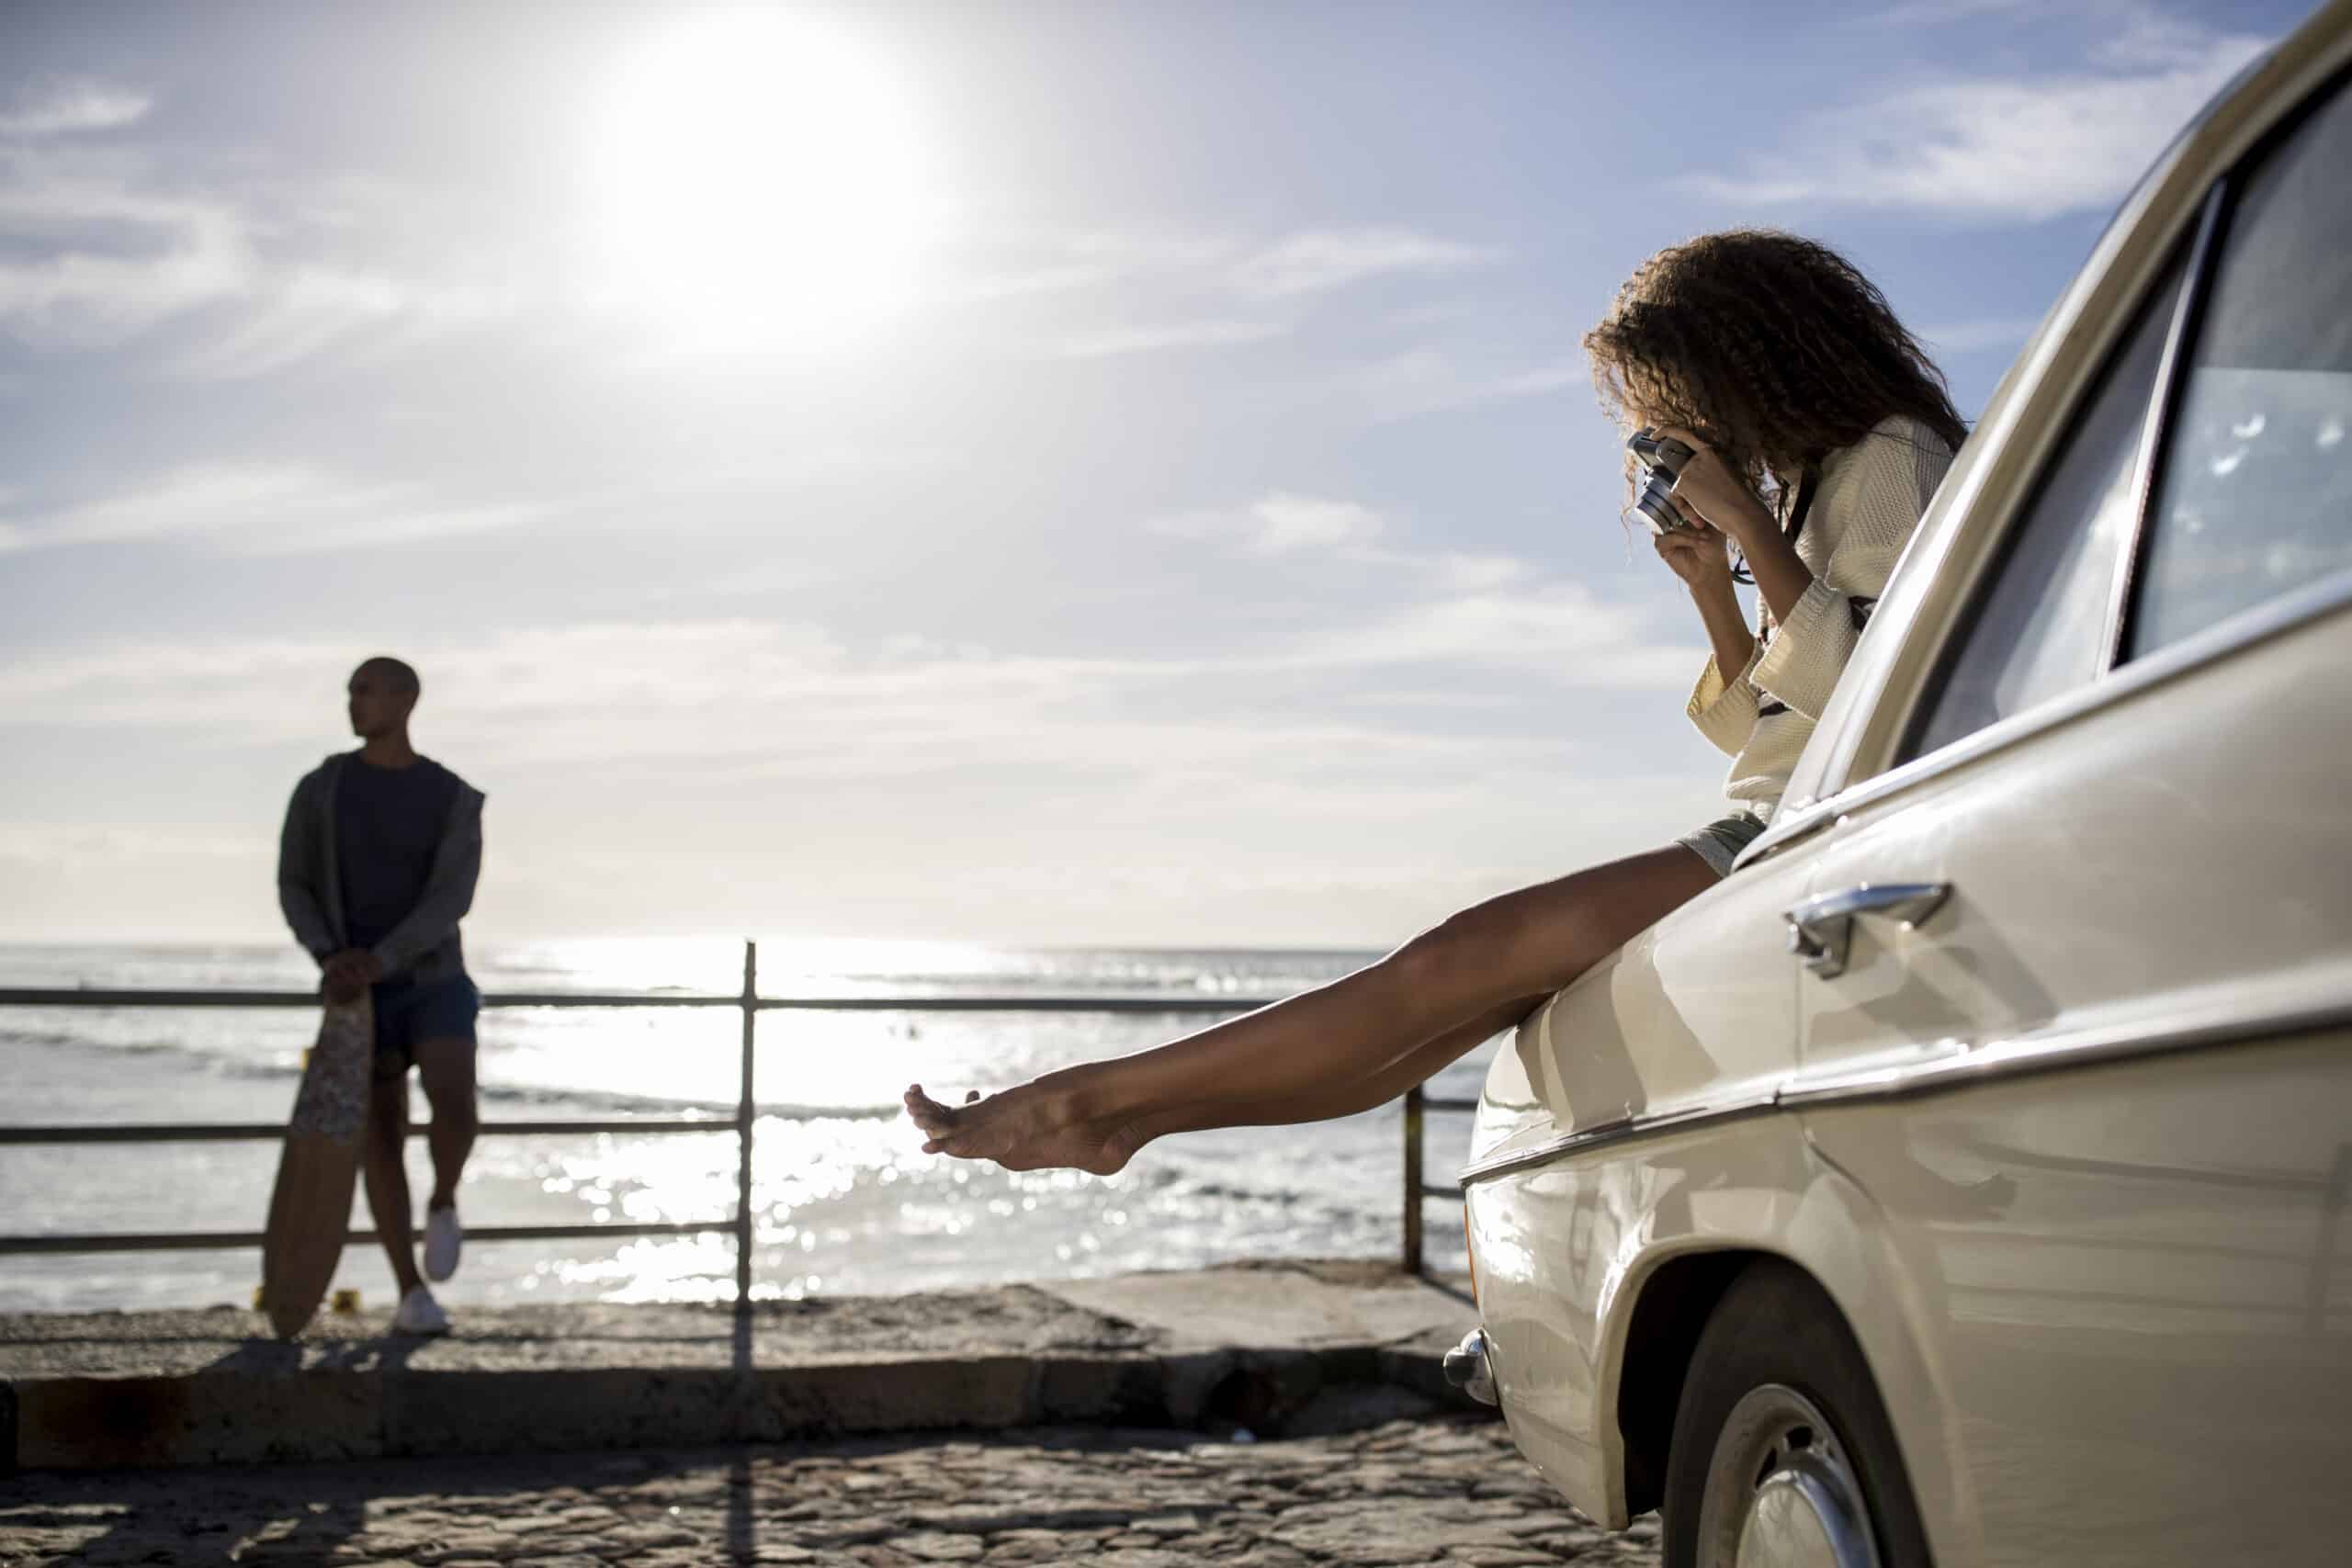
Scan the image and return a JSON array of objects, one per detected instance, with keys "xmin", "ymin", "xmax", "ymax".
[{"xmin": 1783, "ymin": 882, "xmax": 1951, "ymax": 978}]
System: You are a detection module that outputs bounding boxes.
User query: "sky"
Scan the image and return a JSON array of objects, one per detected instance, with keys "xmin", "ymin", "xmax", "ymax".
[{"xmin": 0, "ymin": 0, "xmax": 2306, "ymax": 949}]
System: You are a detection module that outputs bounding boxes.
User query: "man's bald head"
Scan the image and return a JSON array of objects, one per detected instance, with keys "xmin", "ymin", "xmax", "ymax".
[
  {"xmin": 347, "ymin": 657, "xmax": 421, "ymax": 740},
  {"xmin": 356, "ymin": 656, "xmax": 420, "ymax": 698}
]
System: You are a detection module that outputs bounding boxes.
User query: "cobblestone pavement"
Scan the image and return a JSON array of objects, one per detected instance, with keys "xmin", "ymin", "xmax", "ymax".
[{"xmin": 2, "ymin": 1416, "xmax": 1662, "ymax": 1567}]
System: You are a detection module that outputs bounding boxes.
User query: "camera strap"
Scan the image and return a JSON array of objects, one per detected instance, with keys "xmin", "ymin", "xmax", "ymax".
[{"xmin": 1783, "ymin": 467, "xmax": 1819, "ymax": 541}]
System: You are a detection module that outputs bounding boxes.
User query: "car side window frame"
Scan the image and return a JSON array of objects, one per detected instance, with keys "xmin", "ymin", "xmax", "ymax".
[
  {"xmin": 2116, "ymin": 71, "xmax": 2352, "ymax": 661},
  {"xmin": 1888, "ymin": 186, "xmax": 2226, "ymax": 769},
  {"xmin": 1739, "ymin": 62, "xmax": 2352, "ymax": 868},
  {"xmin": 1890, "ymin": 229, "xmax": 2200, "ymax": 766},
  {"xmin": 2096, "ymin": 189, "xmax": 2229, "ymax": 671}
]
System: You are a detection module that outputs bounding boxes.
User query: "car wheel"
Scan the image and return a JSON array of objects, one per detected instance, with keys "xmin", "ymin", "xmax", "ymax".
[{"xmin": 1660, "ymin": 1259, "xmax": 1931, "ymax": 1568}]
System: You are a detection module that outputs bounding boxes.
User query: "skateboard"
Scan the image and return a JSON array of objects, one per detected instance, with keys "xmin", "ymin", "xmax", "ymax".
[{"xmin": 260, "ymin": 996, "xmax": 374, "ymax": 1339}]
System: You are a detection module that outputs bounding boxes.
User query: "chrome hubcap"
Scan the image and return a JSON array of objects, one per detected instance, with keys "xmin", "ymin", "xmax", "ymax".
[{"xmin": 1696, "ymin": 1384, "xmax": 1880, "ymax": 1568}]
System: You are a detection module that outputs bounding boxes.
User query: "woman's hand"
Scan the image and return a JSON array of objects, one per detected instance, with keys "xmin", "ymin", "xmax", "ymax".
[
  {"xmin": 1653, "ymin": 523, "xmax": 1736, "ymax": 596},
  {"xmin": 1656, "ymin": 426, "xmax": 1775, "ymax": 541}
]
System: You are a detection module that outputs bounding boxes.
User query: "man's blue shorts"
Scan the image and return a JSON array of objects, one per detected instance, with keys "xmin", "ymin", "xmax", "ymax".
[{"xmin": 368, "ymin": 973, "xmax": 480, "ymax": 1075}]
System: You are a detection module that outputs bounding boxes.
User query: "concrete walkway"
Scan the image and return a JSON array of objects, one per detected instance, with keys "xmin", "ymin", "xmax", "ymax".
[
  {"xmin": 2, "ymin": 1262, "xmax": 1481, "ymax": 1469},
  {"xmin": 0, "ymin": 1417, "xmax": 1662, "ymax": 1568}
]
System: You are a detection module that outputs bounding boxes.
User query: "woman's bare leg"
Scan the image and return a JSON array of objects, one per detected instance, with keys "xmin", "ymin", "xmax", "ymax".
[
  {"xmin": 1081, "ymin": 992, "xmax": 1548, "ymax": 1169},
  {"xmin": 908, "ymin": 844, "xmax": 1716, "ymax": 1170}
]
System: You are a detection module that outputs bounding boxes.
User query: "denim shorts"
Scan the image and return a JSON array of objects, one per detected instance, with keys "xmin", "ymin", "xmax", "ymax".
[
  {"xmin": 1677, "ymin": 810, "xmax": 1768, "ymax": 878},
  {"xmin": 368, "ymin": 973, "xmax": 480, "ymax": 1073}
]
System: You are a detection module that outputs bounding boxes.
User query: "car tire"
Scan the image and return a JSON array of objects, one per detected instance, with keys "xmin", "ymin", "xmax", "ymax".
[{"xmin": 1659, "ymin": 1258, "xmax": 1932, "ymax": 1568}]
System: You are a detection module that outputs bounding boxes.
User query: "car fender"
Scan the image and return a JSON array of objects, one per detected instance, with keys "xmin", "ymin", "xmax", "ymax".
[{"xmin": 1470, "ymin": 1110, "xmax": 1976, "ymax": 1559}]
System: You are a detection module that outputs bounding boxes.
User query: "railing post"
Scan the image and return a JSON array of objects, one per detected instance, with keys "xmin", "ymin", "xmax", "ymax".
[
  {"xmin": 1402, "ymin": 1084, "xmax": 1424, "ymax": 1277},
  {"xmin": 735, "ymin": 939, "xmax": 758, "ymax": 1312}
]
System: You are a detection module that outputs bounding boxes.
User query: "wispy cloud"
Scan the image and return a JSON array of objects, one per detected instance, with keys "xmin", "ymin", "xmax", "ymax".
[
  {"xmin": 1248, "ymin": 493, "xmax": 1381, "ymax": 553},
  {"xmin": 1, "ymin": 581, "xmax": 1694, "ymax": 757},
  {"xmin": 1306, "ymin": 349, "xmax": 1581, "ymax": 423},
  {"xmin": 0, "ymin": 79, "xmax": 153, "ymax": 139},
  {"xmin": 1917, "ymin": 313, "xmax": 2046, "ymax": 354},
  {"xmin": 0, "ymin": 146, "xmax": 252, "ymax": 345},
  {"xmin": 944, "ymin": 221, "xmax": 1501, "ymax": 355},
  {"xmin": 1279, "ymin": 582, "xmax": 1690, "ymax": 682},
  {"xmin": 0, "ymin": 463, "xmax": 553, "ymax": 554},
  {"xmin": 1684, "ymin": 7, "xmax": 2272, "ymax": 220},
  {"xmin": 0, "ymin": 108, "xmax": 521, "ymax": 369},
  {"xmin": 168, "ymin": 265, "xmax": 516, "ymax": 380},
  {"xmin": 1151, "ymin": 492, "xmax": 1385, "ymax": 555},
  {"xmin": 1149, "ymin": 493, "xmax": 1533, "ymax": 594},
  {"xmin": 1049, "ymin": 318, "xmax": 1287, "ymax": 359},
  {"xmin": 925, "ymin": 224, "xmax": 1238, "ymax": 308},
  {"xmin": 1864, "ymin": 0, "xmax": 2044, "ymax": 25},
  {"xmin": 0, "ymin": 822, "xmax": 263, "ymax": 863},
  {"xmin": 1231, "ymin": 228, "xmax": 1500, "ymax": 298}
]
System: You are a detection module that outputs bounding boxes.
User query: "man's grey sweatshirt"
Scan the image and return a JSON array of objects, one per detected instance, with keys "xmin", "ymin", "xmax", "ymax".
[{"xmin": 277, "ymin": 751, "xmax": 485, "ymax": 983}]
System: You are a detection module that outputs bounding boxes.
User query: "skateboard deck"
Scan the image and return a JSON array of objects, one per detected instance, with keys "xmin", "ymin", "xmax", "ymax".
[{"xmin": 261, "ymin": 996, "xmax": 374, "ymax": 1340}]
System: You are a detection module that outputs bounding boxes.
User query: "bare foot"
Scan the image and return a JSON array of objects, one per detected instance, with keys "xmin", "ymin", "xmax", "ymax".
[{"xmin": 902, "ymin": 1078, "xmax": 1146, "ymax": 1176}]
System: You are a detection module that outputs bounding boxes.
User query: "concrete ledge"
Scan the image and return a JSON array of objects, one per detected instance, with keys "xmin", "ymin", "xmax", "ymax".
[{"xmin": 1, "ymin": 1260, "xmax": 1482, "ymax": 1469}]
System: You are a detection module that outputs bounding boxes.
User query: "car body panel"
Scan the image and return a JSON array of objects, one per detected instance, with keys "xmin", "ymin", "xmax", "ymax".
[
  {"xmin": 1794, "ymin": 600, "xmax": 2352, "ymax": 1091},
  {"xmin": 1801, "ymin": 1031, "xmax": 2352, "ymax": 1568}
]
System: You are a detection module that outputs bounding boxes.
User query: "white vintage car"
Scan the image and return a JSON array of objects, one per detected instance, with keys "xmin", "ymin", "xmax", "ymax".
[{"xmin": 1452, "ymin": 4, "xmax": 2352, "ymax": 1565}]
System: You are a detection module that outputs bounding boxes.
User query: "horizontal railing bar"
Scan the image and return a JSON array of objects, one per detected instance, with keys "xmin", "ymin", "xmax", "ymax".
[
  {"xmin": 1419, "ymin": 1097, "xmax": 1478, "ymax": 1112},
  {"xmin": 756, "ymin": 995, "xmax": 1282, "ymax": 1013},
  {"xmin": 431, "ymin": 1118, "xmax": 746, "ymax": 1137},
  {"xmin": 0, "ymin": 987, "xmax": 1282, "ymax": 1014},
  {"xmin": 0, "ymin": 987, "xmax": 735, "ymax": 1010},
  {"xmin": 1421, "ymin": 1182, "xmax": 1464, "ymax": 1201},
  {"xmin": 0, "ymin": 1220, "xmax": 733, "ymax": 1256},
  {"xmin": 0, "ymin": 1118, "xmax": 748, "ymax": 1145}
]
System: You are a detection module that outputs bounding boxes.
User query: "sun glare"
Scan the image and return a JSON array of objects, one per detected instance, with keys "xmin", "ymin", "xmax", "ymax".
[{"xmin": 592, "ymin": 8, "xmax": 934, "ymax": 351}]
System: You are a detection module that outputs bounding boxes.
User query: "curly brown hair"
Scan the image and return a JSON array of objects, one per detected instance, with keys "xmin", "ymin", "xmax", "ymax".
[{"xmin": 1584, "ymin": 230, "xmax": 1967, "ymax": 502}]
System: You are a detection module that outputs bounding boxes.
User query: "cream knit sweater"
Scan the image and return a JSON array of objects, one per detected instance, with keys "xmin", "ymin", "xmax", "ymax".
[{"xmin": 1688, "ymin": 415, "xmax": 1956, "ymax": 817}]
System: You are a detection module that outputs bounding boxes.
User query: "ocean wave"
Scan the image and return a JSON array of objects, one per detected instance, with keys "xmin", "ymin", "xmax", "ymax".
[
  {"xmin": 470, "ymin": 1077, "xmax": 901, "ymax": 1122},
  {"xmin": 13, "ymin": 1025, "xmax": 902, "ymax": 1122},
  {"xmin": 2, "ymin": 1025, "xmax": 226, "ymax": 1056},
  {"xmin": 200, "ymin": 1054, "xmax": 896, "ymax": 1122}
]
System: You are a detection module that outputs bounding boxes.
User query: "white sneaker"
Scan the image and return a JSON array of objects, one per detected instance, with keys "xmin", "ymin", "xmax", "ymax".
[
  {"xmin": 392, "ymin": 1283, "xmax": 450, "ymax": 1336},
  {"xmin": 424, "ymin": 1202, "xmax": 462, "ymax": 1281}
]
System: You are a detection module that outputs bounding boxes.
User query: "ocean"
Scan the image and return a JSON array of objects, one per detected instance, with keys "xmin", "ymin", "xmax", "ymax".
[{"xmin": 0, "ymin": 941, "xmax": 1491, "ymax": 1314}]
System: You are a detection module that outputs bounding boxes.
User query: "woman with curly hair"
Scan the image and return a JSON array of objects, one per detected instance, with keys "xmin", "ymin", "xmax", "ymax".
[{"xmin": 906, "ymin": 230, "xmax": 1968, "ymax": 1174}]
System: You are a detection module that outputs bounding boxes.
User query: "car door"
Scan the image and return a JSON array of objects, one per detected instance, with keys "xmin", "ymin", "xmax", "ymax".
[
  {"xmin": 1466, "ymin": 831, "xmax": 1815, "ymax": 1517},
  {"xmin": 1779, "ymin": 73, "xmax": 2352, "ymax": 1568}
]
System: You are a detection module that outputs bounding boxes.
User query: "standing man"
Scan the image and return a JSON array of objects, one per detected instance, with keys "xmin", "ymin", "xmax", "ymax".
[{"xmin": 277, "ymin": 656, "xmax": 486, "ymax": 1336}]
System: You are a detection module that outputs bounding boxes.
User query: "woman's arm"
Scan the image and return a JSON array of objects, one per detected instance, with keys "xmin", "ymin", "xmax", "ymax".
[
  {"xmin": 1655, "ymin": 525, "xmax": 1757, "ymax": 681},
  {"xmin": 1744, "ymin": 429, "xmax": 1950, "ymax": 721},
  {"xmin": 1724, "ymin": 518, "xmax": 1815, "ymax": 628},
  {"xmin": 1690, "ymin": 569, "xmax": 1759, "ymax": 685},
  {"xmin": 1661, "ymin": 423, "xmax": 1950, "ymax": 721}
]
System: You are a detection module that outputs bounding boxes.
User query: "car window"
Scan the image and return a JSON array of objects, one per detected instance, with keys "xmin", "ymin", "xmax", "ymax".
[
  {"xmin": 2131, "ymin": 80, "xmax": 2352, "ymax": 659},
  {"xmin": 1899, "ymin": 252, "xmax": 2190, "ymax": 763}
]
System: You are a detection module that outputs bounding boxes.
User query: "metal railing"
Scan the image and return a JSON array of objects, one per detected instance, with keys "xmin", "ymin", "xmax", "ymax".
[
  {"xmin": 0, "ymin": 942, "xmax": 1483, "ymax": 1295},
  {"xmin": 1400, "ymin": 1084, "xmax": 1477, "ymax": 1276}
]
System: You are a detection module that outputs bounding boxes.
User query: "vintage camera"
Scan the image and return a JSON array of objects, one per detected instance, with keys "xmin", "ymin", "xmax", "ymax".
[{"xmin": 1626, "ymin": 428, "xmax": 1698, "ymax": 536}]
